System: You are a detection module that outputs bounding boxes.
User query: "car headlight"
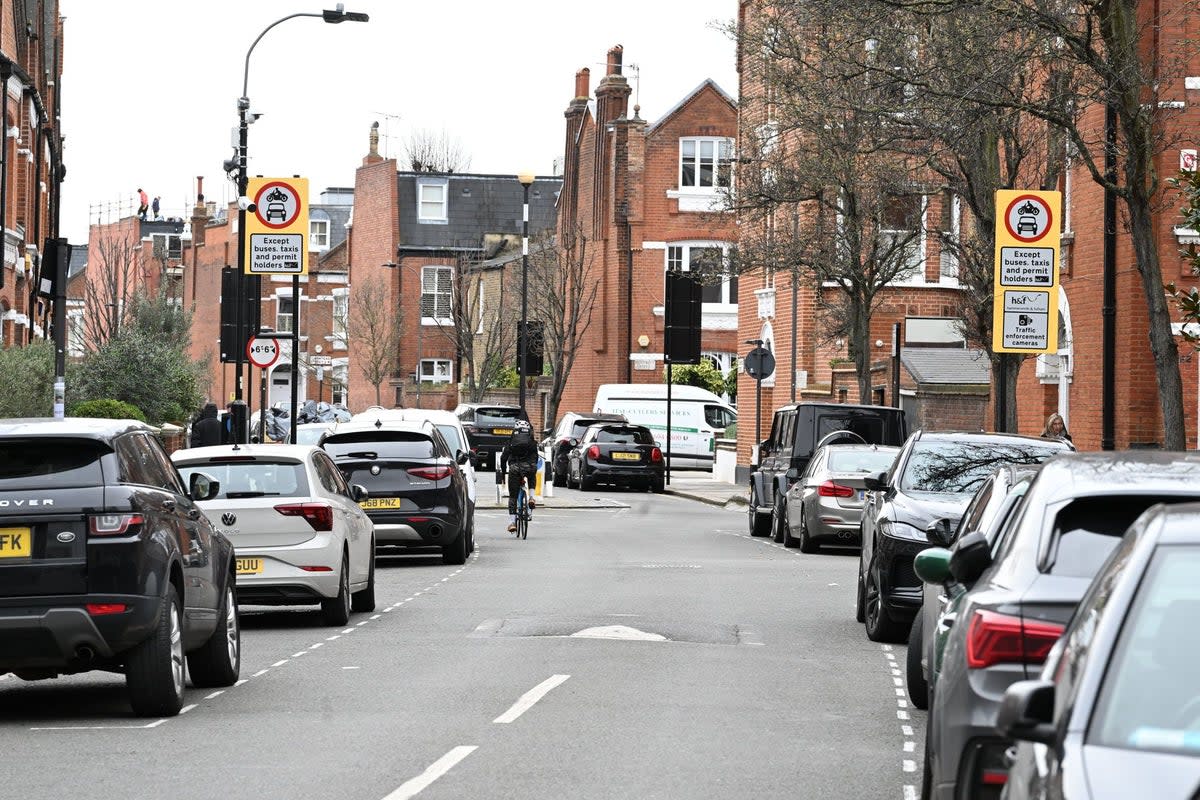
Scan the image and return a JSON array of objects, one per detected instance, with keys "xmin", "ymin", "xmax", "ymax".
[{"xmin": 879, "ymin": 520, "xmax": 928, "ymax": 542}]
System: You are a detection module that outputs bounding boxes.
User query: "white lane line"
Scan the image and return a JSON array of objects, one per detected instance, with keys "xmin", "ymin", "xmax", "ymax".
[
  {"xmin": 898, "ymin": 698, "xmax": 909, "ymax": 708},
  {"xmin": 310, "ymin": 642, "xmax": 324, "ymax": 649},
  {"xmin": 253, "ymin": 669, "xmax": 269, "ymax": 678},
  {"xmin": 179, "ymin": 704, "xmax": 197, "ymax": 715},
  {"xmin": 897, "ymin": 710, "xmax": 910, "ymax": 720},
  {"xmin": 293, "ymin": 651, "xmax": 307, "ymax": 658},
  {"xmin": 31, "ymin": 720, "xmax": 167, "ymax": 731},
  {"xmin": 343, "ymin": 666, "xmax": 360, "ymax": 670},
  {"xmin": 371, "ymin": 614, "xmax": 383, "ymax": 620},
  {"xmin": 895, "ymin": 688, "xmax": 905, "ymax": 697},
  {"xmin": 205, "ymin": 690, "xmax": 225, "ymax": 700},
  {"xmin": 272, "ymin": 660, "xmax": 288, "ymax": 668},
  {"xmin": 357, "ymin": 620, "xmax": 369, "ymax": 626},
  {"xmin": 493, "ymin": 674, "xmax": 571, "ymax": 724},
  {"xmin": 901, "ymin": 725, "xmax": 914, "ymax": 737},
  {"xmin": 342, "ymin": 628, "xmax": 356, "ymax": 634},
  {"xmin": 904, "ymin": 786, "xmax": 918, "ymax": 800},
  {"xmin": 235, "ymin": 679, "xmax": 248, "ymax": 687},
  {"xmin": 382, "ymin": 745, "xmax": 478, "ymax": 800},
  {"xmin": 903, "ymin": 740, "xmax": 916, "ymax": 752},
  {"xmin": 902, "ymin": 760, "xmax": 916, "ymax": 773},
  {"xmin": 893, "ymin": 677, "xmax": 904, "ymax": 686}
]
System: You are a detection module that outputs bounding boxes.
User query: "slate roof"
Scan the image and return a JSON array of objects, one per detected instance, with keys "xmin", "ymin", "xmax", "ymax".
[
  {"xmin": 311, "ymin": 187, "xmax": 354, "ymax": 251},
  {"xmin": 396, "ymin": 173, "xmax": 561, "ymax": 254},
  {"xmin": 67, "ymin": 242, "xmax": 88, "ymax": 279},
  {"xmin": 901, "ymin": 348, "xmax": 991, "ymax": 385}
]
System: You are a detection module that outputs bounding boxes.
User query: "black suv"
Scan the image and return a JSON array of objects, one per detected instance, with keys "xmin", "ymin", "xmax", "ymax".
[
  {"xmin": 455, "ymin": 403, "xmax": 529, "ymax": 471},
  {"xmin": 0, "ymin": 418, "xmax": 240, "ymax": 717},
  {"xmin": 856, "ymin": 430, "xmax": 1072, "ymax": 642},
  {"xmin": 321, "ymin": 418, "xmax": 473, "ymax": 564},
  {"xmin": 542, "ymin": 411, "xmax": 627, "ymax": 486},
  {"xmin": 750, "ymin": 403, "xmax": 907, "ymax": 540}
]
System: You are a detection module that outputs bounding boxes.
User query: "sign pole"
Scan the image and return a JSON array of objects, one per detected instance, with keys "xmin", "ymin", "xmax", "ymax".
[
  {"xmin": 289, "ymin": 273, "xmax": 300, "ymax": 444},
  {"xmin": 259, "ymin": 355, "xmax": 269, "ymax": 442},
  {"xmin": 666, "ymin": 361, "xmax": 673, "ymax": 486}
]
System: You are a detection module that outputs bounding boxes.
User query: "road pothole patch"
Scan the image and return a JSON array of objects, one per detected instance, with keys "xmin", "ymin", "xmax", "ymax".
[{"xmin": 470, "ymin": 616, "xmax": 761, "ymax": 646}]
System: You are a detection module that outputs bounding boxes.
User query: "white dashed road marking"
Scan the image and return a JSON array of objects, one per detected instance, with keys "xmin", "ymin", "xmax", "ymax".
[
  {"xmin": 493, "ymin": 674, "xmax": 571, "ymax": 724},
  {"xmin": 383, "ymin": 745, "xmax": 478, "ymax": 800}
]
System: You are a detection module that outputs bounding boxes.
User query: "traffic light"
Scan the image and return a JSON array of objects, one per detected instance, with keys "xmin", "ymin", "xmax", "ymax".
[
  {"xmin": 664, "ymin": 270, "xmax": 703, "ymax": 364},
  {"xmin": 219, "ymin": 268, "xmax": 261, "ymax": 363}
]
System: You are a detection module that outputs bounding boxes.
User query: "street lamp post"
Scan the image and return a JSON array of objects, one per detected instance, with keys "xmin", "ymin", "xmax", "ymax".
[
  {"xmin": 229, "ymin": 4, "xmax": 368, "ymax": 443},
  {"xmin": 517, "ymin": 172, "xmax": 535, "ymax": 414}
]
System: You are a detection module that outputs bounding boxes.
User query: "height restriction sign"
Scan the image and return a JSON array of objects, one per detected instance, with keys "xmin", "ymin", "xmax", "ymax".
[
  {"xmin": 244, "ymin": 176, "xmax": 309, "ymax": 275},
  {"xmin": 991, "ymin": 189, "xmax": 1061, "ymax": 354}
]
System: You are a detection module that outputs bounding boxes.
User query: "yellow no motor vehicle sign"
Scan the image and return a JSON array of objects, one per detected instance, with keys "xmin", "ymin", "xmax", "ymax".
[
  {"xmin": 244, "ymin": 176, "xmax": 308, "ymax": 275},
  {"xmin": 991, "ymin": 189, "xmax": 1061, "ymax": 354}
]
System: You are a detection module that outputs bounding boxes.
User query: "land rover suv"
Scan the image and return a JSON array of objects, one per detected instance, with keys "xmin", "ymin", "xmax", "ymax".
[
  {"xmin": 0, "ymin": 418, "xmax": 240, "ymax": 717},
  {"xmin": 749, "ymin": 403, "xmax": 907, "ymax": 539}
]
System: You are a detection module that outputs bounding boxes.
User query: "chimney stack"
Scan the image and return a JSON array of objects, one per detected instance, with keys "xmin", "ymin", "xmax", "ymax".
[
  {"xmin": 574, "ymin": 67, "xmax": 591, "ymax": 100},
  {"xmin": 606, "ymin": 45, "xmax": 623, "ymax": 76}
]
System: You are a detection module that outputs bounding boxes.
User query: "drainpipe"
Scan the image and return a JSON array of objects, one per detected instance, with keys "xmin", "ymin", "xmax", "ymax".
[
  {"xmin": 0, "ymin": 60, "xmax": 10, "ymax": 292},
  {"xmin": 1101, "ymin": 97, "xmax": 1116, "ymax": 451}
]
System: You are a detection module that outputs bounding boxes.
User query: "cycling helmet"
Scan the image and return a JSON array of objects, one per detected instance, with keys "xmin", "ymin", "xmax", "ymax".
[{"xmin": 514, "ymin": 419, "xmax": 532, "ymax": 433}]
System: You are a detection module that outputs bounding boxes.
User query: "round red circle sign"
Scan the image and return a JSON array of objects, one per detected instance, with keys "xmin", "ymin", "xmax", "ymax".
[
  {"xmin": 246, "ymin": 337, "xmax": 281, "ymax": 369},
  {"xmin": 1003, "ymin": 194, "xmax": 1054, "ymax": 243},
  {"xmin": 253, "ymin": 181, "xmax": 301, "ymax": 230}
]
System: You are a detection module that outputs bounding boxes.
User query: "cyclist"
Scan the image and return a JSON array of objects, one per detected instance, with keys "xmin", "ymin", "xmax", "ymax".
[{"xmin": 500, "ymin": 419, "xmax": 538, "ymax": 532}]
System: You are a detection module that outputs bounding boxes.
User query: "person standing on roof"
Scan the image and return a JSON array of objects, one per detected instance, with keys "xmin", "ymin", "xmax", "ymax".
[
  {"xmin": 151, "ymin": 196, "xmax": 161, "ymax": 220},
  {"xmin": 500, "ymin": 420, "xmax": 538, "ymax": 532},
  {"xmin": 136, "ymin": 188, "xmax": 149, "ymax": 220}
]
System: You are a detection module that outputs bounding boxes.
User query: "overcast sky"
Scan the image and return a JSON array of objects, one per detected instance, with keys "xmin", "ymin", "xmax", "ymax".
[{"xmin": 58, "ymin": 0, "xmax": 738, "ymax": 244}]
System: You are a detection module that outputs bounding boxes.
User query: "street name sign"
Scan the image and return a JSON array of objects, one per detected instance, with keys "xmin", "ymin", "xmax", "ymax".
[
  {"xmin": 991, "ymin": 190, "xmax": 1061, "ymax": 353},
  {"xmin": 244, "ymin": 176, "xmax": 309, "ymax": 275}
]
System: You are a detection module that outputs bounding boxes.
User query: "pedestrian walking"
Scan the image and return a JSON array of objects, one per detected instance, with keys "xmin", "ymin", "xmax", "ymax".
[
  {"xmin": 151, "ymin": 196, "xmax": 160, "ymax": 219},
  {"xmin": 1041, "ymin": 412, "xmax": 1072, "ymax": 443},
  {"xmin": 137, "ymin": 188, "xmax": 149, "ymax": 220},
  {"xmin": 189, "ymin": 403, "xmax": 223, "ymax": 448}
]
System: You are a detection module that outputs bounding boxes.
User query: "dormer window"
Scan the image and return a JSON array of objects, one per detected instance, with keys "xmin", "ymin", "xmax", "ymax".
[
  {"xmin": 680, "ymin": 137, "xmax": 733, "ymax": 190},
  {"xmin": 417, "ymin": 179, "xmax": 448, "ymax": 223}
]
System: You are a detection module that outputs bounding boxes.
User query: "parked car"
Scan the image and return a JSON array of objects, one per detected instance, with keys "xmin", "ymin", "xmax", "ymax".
[
  {"xmin": 566, "ymin": 422, "xmax": 665, "ymax": 492},
  {"xmin": 856, "ymin": 430, "xmax": 1071, "ymax": 643},
  {"xmin": 780, "ymin": 443, "xmax": 900, "ymax": 551},
  {"xmin": 541, "ymin": 411, "xmax": 627, "ymax": 486},
  {"xmin": 998, "ymin": 500, "xmax": 1200, "ymax": 800},
  {"xmin": 172, "ymin": 444, "xmax": 376, "ymax": 626},
  {"xmin": 919, "ymin": 451, "xmax": 1200, "ymax": 800},
  {"xmin": 295, "ymin": 422, "xmax": 337, "ymax": 445},
  {"xmin": 454, "ymin": 403, "xmax": 529, "ymax": 471},
  {"xmin": 321, "ymin": 418, "xmax": 472, "ymax": 564},
  {"xmin": 0, "ymin": 418, "xmax": 239, "ymax": 717},
  {"xmin": 593, "ymin": 383, "xmax": 737, "ymax": 469},
  {"xmin": 750, "ymin": 403, "xmax": 907, "ymax": 540},
  {"xmin": 906, "ymin": 464, "xmax": 1040, "ymax": 711}
]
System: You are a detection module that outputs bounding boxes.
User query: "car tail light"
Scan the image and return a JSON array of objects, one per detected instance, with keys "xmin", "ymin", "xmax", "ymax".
[
  {"xmin": 817, "ymin": 480, "xmax": 855, "ymax": 498},
  {"xmin": 89, "ymin": 513, "xmax": 145, "ymax": 537},
  {"xmin": 86, "ymin": 603, "xmax": 128, "ymax": 615},
  {"xmin": 650, "ymin": 447, "xmax": 663, "ymax": 463},
  {"xmin": 966, "ymin": 610, "xmax": 1065, "ymax": 669},
  {"xmin": 557, "ymin": 437, "xmax": 571, "ymax": 447},
  {"xmin": 408, "ymin": 465, "xmax": 454, "ymax": 481},
  {"xmin": 274, "ymin": 502, "xmax": 334, "ymax": 532},
  {"xmin": 464, "ymin": 425, "xmax": 478, "ymax": 434},
  {"xmin": 587, "ymin": 445, "xmax": 601, "ymax": 460}
]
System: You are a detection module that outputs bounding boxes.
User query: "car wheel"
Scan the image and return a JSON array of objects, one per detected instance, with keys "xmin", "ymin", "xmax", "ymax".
[
  {"xmin": 443, "ymin": 528, "xmax": 468, "ymax": 565},
  {"xmin": 321, "ymin": 554, "xmax": 352, "ymax": 626},
  {"xmin": 772, "ymin": 497, "xmax": 787, "ymax": 543},
  {"xmin": 553, "ymin": 469, "xmax": 567, "ymax": 488},
  {"xmin": 187, "ymin": 579, "xmax": 240, "ymax": 688},
  {"xmin": 126, "ymin": 584, "xmax": 185, "ymax": 717},
  {"xmin": 351, "ymin": 545, "xmax": 376, "ymax": 613},
  {"xmin": 798, "ymin": 506, "xmax": 819, "ymax": 553},
  {"xmin": 652, "ymin": 476, "xmax": 665, "ymax": 493},
  {"xmin": 855, "ymin": 553, "xmax": 867, "ymax": 623},
  {"xmin": 749, "ymin": 489, "xmax": 771, "ymax": 537},
  {"xmin": 907, "ymin": 611, "xmax": 929, "ymax": 710},
  {"xmin": 567, "ymin": 463, "xmax": 579, "ymax": 489},
  {"xmin": 580, "ymin": 467, "xmax": 596, "ymax": 492},
  {"xmin": 467, "ymin": 516, "xmax": 476, "ymax": 554},
  {"xmin": 782, "ymin": 504, "xmax": 798, "ymax": 548},
  {"xmin": 864, "ymin": 562, "xmax": 907, "ymax": 643}
]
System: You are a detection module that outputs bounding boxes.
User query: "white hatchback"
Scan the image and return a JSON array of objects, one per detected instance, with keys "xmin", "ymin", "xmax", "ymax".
[{"xmin": 172, "ymin": 444, "xmax": 376, "ymax": 626}]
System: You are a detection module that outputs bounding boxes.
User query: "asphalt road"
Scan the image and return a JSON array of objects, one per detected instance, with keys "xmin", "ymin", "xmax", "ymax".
[{"xmin": 0, "ymin": 486, "xmax": 925, "ymax": 800}]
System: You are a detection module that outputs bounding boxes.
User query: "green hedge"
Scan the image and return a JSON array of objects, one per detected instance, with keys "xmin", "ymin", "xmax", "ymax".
[{"xmin": 69, "ymin": 398, "xmax": 146, "ymax": 422}]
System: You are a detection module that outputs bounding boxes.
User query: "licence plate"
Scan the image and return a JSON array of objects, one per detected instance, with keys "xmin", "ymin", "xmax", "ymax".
[
  {"xmin": 612, "ymin": 452, "xmax": 640, "ymax": 461},
  {"xmin": 360, "ymin": 497, "xmax": 402, "ymax": 510},
  {"xmin": 493, "ymin": 428, "xmax": 513, "ymax": 436},
  {"xmin": 236, "ymin": 557, "xmax": 263, "ymax": 575},
  {"xmin": 0, "ymin": 527, "xmax": 30, "ymax": 558}
]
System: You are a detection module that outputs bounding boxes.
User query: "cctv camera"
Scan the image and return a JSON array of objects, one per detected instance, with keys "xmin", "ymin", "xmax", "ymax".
[
  {"xmin": 237, "ymin": 196, "xmax": 257, "ymax": 213},
  {"xmin": 223, "ymin": 157, "xmax": 238, "ymax": 174}
]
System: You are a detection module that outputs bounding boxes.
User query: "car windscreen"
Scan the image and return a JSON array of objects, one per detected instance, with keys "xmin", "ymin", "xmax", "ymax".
[
  {"xmin": 475, "ymin": 408, "xmax": 523, "ymax": 426},
  {"xmin": 901, "ymin": 440, "xmax": 1064, "ymax": 494},
  {"xmin": 571, "ymin": 419, "xmax": 619, "ymax": 438},
  {"xmin": 827, "ymin": 448, "xmax": 897, "ymax": 474},
  {"xmin": 0, "ymin": 438, "xmax": 108, "ymax": 489},
  {"xmin": 435, "ymin": 424, "xmax": 465, "ymax": 452},
  {"xmin": 175, "ymin": 460, "xmax": 308, "ymax": 499},
  {"xmin": 1088, "ymin": 546, "xmax": 1200, "ymax": 755},
  {"xmin": 1045, "ymin": 495, "xmax": 1190, "ymax": 577},
  {"xmin": 322, "ymin": 431, "xmax": 435, "ymax": 460},
  {"xmin": 594, "ymin": 426, "xmax": 655, "ymax": 445}
]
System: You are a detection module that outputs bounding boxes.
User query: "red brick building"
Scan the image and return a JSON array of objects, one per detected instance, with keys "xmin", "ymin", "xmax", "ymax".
[{"xmin": 555, "ymin": 46, "xmax": 741, "ymax": 416}]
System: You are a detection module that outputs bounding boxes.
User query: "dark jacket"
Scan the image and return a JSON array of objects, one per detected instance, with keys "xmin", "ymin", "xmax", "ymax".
[
  {"xmin": 190, "ymin": 403, "xmax": 223, "ymax": 448},
  {"xmin": 501, "ymin": 429, "xmax": 538, "ymax": 474}
]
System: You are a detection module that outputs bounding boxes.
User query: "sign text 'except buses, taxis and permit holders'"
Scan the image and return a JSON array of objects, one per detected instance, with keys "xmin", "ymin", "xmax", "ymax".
[
  {"xmin": 244, "ymin": 177, "xmax": 309, "ymax": 276},
  {"xmin": 992, "ymin": 190, "xmax": 1061, "ymax": 354}
]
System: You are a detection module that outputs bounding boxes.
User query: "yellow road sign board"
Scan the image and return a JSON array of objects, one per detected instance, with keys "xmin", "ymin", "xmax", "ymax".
[
  {"xmin": 244, "ymin": 176, "xmax": 308, "ymax": 275},
  {"xmin": 992, "ymin": 189, "xmax": 1061, "ymax": 354}
]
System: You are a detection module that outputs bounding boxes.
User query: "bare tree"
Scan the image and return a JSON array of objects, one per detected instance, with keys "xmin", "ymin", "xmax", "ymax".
[
  {"xmin": 81, "ymin": 230, "xmax": 145, "ymax": 351},
  {"xmin": 346, "ymin": 274, "xmax": 402, "ymax": 407},
  {"xmin": 526, "ymin": 225, "xmax": 600, "ymax": 428},
  {"xmin": 403, "ymin": 128, "xmax": 472, "ymax": 174}
]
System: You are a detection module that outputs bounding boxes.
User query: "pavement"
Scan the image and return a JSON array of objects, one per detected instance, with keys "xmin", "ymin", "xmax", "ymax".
[{"xmin": 475, "ymin": 471, "xmax": 749, "ymax": 511}]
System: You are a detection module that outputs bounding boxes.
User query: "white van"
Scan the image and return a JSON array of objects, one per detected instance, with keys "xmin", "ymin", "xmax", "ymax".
[{"xmin": 593, "ymin": 384, "xmax": 737, "ymax": 469}]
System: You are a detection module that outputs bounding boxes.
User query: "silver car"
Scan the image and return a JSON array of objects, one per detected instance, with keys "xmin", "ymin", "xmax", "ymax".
[
  {"xmin": 173, "ymin": 444, "xmax": 377, "ymax": 627},
  {"xmin": 781, "ymin": 444, "xmax": 899, "ymax": 552}
]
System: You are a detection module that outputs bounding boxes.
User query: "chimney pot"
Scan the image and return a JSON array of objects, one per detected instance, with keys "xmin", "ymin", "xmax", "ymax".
[
  {"xmin": 607, "ymin": 45, "xmax": 623, "ymax": 76},
  {"xmin": 574, "ymin": 67, "xmax": 591, "ymax": 100}
]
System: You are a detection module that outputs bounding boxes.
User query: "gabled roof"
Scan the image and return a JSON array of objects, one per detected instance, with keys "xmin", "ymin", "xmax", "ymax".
[
  {"xmin": 647, "ymin": 79, "xmax": 737, "ymax": 134},
  {"xmin": 902, "ymin": 348, "xmax": 991, "ymax": 385}
]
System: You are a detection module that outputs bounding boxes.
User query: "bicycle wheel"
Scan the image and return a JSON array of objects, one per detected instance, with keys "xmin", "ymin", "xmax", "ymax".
[
  {"xmin": 515, "ymin": 489, "xmax": 526, "ymax": 538},
  {"xmin": 520, "ymin": 505, "xmax": 529, "ymax": 539}
]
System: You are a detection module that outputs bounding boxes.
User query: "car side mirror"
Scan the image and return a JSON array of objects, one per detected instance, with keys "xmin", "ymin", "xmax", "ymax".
[
  {"xmin": 926, "ymin": 517, "xmax": 954, "ymax": 548},
  {"xmin": 914, "ymin": 547, "xmax": 952, "ymax": 584},
  {"xmin": 351, "ymin": 484, "xmax": 369, "ymax": 502},
  {"xmin": 569, "ymin": 438, "xmax": 579, "ymax": 447},
  {"xmin": 996, "ymin": 680, "xmax": 1057, "ymax": 746},
  {"xmin": 949, "ymin": 530, "xmax": 992, "ymax": 584},
  {"xmin": 862, "ymin": 470, "xmax": 887, "ymax": 492},
  {"xmin": 456, "ymin": 450, "xmax": 470, "ymax": 465},
  {"xmin": 785, "ymin": 467, "xmax": 800, "ymax": 480},
  {"xmin": 189, "ymin": 472, "xmax": 220, "ymax": 502}
]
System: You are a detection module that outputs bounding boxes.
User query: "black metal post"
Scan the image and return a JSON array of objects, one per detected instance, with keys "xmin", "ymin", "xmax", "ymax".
[
  {"xmin": 666, "ymin": 361, "xmax": 673, "ymax": 485},
  {"xmin": 755, "ymin": 376, "xmax": 763, "ymax": 450},
  {"xmin": 891, "ymin": 322, "xmax": 901, "ymax": 408},
  {"xmin": 791, "ymin": 272, "xmax": 798, "ymax": 402},
  {"xmin": 994, "ymin": 355, "xmax": 1007, "ymax": 432},
  {"xmin": 51, "ymin": 239, "xmax": 68, "ymax": 419},
  {"xmin": 518, "ymin": 177, "xmax": 531, "ymax": 413},
  {"xmin": 289, "ymin": 274, "xmax": 300, "ymax": 444},
  {"xmin": 1101, "ymin": 98, "xmax": 1117, "ymax": 451}
]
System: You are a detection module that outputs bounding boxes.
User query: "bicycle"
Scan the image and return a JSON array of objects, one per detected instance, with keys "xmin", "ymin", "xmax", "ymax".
[{"xmin": 514, "ymin": 476, "xmax": 532, "ymax": 540}]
